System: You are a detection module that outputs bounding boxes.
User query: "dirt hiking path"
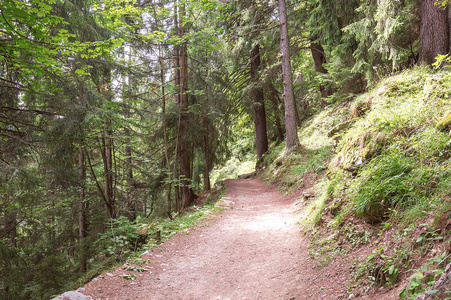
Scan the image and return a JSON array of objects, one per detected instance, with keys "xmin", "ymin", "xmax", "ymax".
[{"xmin": 79, "ymin": 179, "xmax": 354, "ymax": 299}]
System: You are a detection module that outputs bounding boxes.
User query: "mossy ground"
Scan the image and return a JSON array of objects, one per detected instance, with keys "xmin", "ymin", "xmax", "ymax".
[{"xmin": 255, "ymin": 66, "xmax": 451, "ymax": 298}]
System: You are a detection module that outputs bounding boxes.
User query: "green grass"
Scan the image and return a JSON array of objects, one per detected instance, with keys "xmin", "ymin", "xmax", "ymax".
[
  {"xmin": 259, "ymin": 106, "xmax": 337, "ymax": 193},
  {"xmin": 259, "ymin": 66, "xmax": 451, "ymax": 295},
  {"xmin": 210, "ymin": 152, "xmax": 257, "ymax": 185},
  {"xmin": 304, "ymin": 67, "xmax": 451, "ymax": 225},
  {"xmin": 399, "ymin": 253, "xmax": 450, "ymax": 299}
]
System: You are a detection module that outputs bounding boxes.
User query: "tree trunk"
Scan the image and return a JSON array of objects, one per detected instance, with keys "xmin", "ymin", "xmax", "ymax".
[
  {"xmin": 278, "ymin": 0, "xmax": 300, "ymax": 153},
  {"xmin": 269, "ymin": 84, "xmax": 285, "ymax": 145},
  {"xmin": 250, "ymin": 44, "xmax": 269, "ymax": 160},
  {"xmin": 103, "ymin": 118, "xmax": 115, "ymax": 219},
  {"xmin": 78, "ymin": 144, "xmax": 88, "ymax": 272},
  {"xmin": 293, "ymin": 92, "xmax": 301, "ymax": 127},
  {"xmin": 449, "ymin": 5, "xmax": 451, "ymax": 53},
  {"xmin": 5, "ymin": 212, "xmax": 17, "ymax": 248},
  {"xmin": 310, "ymin": 37, "xmax": 331, "ymax": 107},
  {"xmin": 101, "ymin": 68, "xmax": 115, "ymax": 219},
  {"xmin": 173, "ymin": 0, "xmax": 181, "ymax": 105},
  {"xmin": 419, "ymin": 0, "xmax": 449, "ymax": 65},
  {"xmin": 172, "ymin": 0, "xmax": 181, "ymax": 213},
  {"xmin": 178, "ymin": 1, "xmax": 195, "ymax": 209},
  {"xmin": 1, "ymin": 193, "xmax": 17, "ymax": 248},
  {"xmin": 125, "ymin": 125, "xmax": 135, "ymax": 221},
  {"xmin": 203, "ymin": 111, "xmax": 211, "ymax": 191},
  {"xmin": 159, "ymin": 39, "xmax": 173, "ymax": 216},
  {"xmin": 151, "ymin": 0, "xmax": 173, "ymax": 216},
  {"xmin": 124, "ymin": 29, "xmax": 136, "ymax": 221},
  {"xmin": 202, "ymin": 48, "xmax": 212, "ymax": 192}
]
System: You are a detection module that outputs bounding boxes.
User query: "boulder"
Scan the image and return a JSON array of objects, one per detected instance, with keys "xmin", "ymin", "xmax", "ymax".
[
  {"xmin": 327, "ymin": 119, "xmax": 354, "ymax": 137},
  {"xmin": 51, "ymin": 290, "xmax": 93, "ymax": 300},
  {"xmin": 436, "ymin": 112, "xmax": 451, "ymax": 132}
]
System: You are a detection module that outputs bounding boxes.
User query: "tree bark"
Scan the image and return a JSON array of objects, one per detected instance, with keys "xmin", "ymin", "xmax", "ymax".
[
  {"xmin": 160, "ymin": 44, "xmax": 173, "ymax": 217},
  {"xmin": 103, "ymin": 118, "xmax": 115, "ymax": 219},
  {"xmin": 278, "ymin": 0, "xmax": 300, "ymax": 153},
  {"xmin": 250, "ymin": 44, "xmax": 269, "ymax": 160},
  {"xmin": 172, "ymin": 0, "xmax": 181, "ymax": 213},
  {"xmin": 101, "ymin": 68, "xmax": 115, "ymax": 219},
  {"xmin": 173, "ymin": 0, "xmax": 181, "ymax": 105},
  {"xmin": 78, "ymin": 144, "xmax": 88, "ymax": 272},
  {"xmin": 151, "ymin": 0, "xmax": 173, "ymax": 216},
  {"xmin": 178, "ymin": 0, "xmax": 195, "ymax": 209},
  {"xmin": 203, "ymin": 111, "xmax": 211, "ymax": 191},
  {"xmin": 419, "ymin": 0, "xmax": 449, "ymax": 65},
  {"xmin": 449, "ymin": 5, "xmax": 451, "ymax": 53},
  {"xmin": 310, "ymin": 37, "xmax": 331, "ymax": 107},
  {"xmin": 125, "ymin": 124, "xmax": 135, "ymax": 221},
  {"xmin": 269, "ymin": 84, "xmax": 285, "ymax": 145}
]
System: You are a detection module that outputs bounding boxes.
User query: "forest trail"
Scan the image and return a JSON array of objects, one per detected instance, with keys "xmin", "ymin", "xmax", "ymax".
[{"xmin": 75, "ymin": 179, "xmax": 363, "ymax": 299}]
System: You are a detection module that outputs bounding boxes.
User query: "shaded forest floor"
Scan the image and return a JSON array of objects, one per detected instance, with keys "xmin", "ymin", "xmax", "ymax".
[{"xmin": 59, "ymin": 178, "xmax": 399, "ymax": 299}]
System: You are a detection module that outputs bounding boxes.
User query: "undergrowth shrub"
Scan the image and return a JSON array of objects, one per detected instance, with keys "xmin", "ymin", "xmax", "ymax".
[
  {"xmin": 211, "ymin": 153, "xmax": 256, "ymax": 184},
  {"xmin": 94, "ymin": 216, "xmax": 142, "ymax": 264},
  {"xmin": 399, "ymin": 253, "xmax": 451, "ymax": 299},
  {"xmin": 350, "ymin": 148, "xmax": 426, "ymax": 222},
  {"xmin": 262, "ymin": 67, "xmax": 451, "ymax": 297}
]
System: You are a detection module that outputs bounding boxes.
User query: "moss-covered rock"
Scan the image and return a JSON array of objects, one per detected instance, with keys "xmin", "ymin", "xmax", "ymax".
[
  {"xmin": 327, "ymin": 119, "xmax": 354, "ymax": 137},
  {"xmin": 436, "ymin": 112, "xmax": 451, "ymax": 131},
  {"xmin": 331, "ymin": 131, "xmax": 386, "ymax": 174},
  {"xmin": 351, "ymin": 99, "xmax": 372, "ymax": 118}
]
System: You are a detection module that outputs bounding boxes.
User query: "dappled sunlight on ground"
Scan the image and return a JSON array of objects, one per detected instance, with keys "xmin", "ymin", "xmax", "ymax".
[{"xmin": 243, "ymin": 212, "xmax": 293, "ymax": 231}]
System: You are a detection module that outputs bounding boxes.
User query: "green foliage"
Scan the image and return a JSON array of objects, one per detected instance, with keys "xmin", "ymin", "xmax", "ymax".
[
  {"xmin": 344, "ymin": 0, "xmax": 418, "ymax": 79},
  {"xmin": 326, "ymin": 68, "xmax": 451, "ymax": 223},
  {"xmin": 125, "ymin": 266, "xmax": 147, "ymax": 272},
  {"xmin": 436, "ymin": 111, "xmax": 451, "ymax": 131},
  {"xmin": 259, "ymin": 103, "xmax": 339, "ymax": 194},
  {"xmin": 353, "ymin": 245, "xmax": 411, "ymax": 290},
  {"xmin": 437, "ymin": 0, "xmax": 451, "ymax": 8},
  {"xmin": 259, "ymin": 65, "xmax": 451, "ymax": 296},
  {"xmin": 119, "ymin": 274, "xmax": 137, "ymax": 280},
  {"xmin": 399, "ymin": 253, "xmax": 450, "ymax": 299},
  {"xmin": 308, "ymin": 0, "xmax": 420, "ymax": 95},
  {"xmin": 291, "ymin": 67, "xmax": 451, "ymax": 295},
  {"xmin": 210, "ymin": 113, "xmax": 257, "ymax": 184},
  {"xmin": 1, "ymin": 0, "xmax": 449, "ymax": 298},
  {"xmin": 94, "ymin": 217, "xmax": 141, "ymax": 262},
  {"xmin": 1, "ymin": 0, "xmax": 239, "ymax": 296},
  {"xmin": 211, "ymin": 154, "xmax": 256, "ymax": 185},
  {"xmin": 349, "ymin": 148, "xmax": 431, "ymax": 222}
]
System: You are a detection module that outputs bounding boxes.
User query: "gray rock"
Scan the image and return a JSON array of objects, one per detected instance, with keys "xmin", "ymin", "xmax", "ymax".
[{"xmin": 51, "ymin": 291, "xmax": 93, "ymax": 300}]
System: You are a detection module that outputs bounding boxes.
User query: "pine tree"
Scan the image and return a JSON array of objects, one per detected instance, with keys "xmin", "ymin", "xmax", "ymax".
[
  {"xmin": 419, "ymin": 0, "xmax": 449, "ymax": 64},
  {"xmin": 278, "ymin": 0, "xmax": 300, "ymax": 153}
]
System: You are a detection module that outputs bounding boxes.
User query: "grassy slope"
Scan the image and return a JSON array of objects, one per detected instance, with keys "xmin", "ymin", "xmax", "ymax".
[{"xmin": 258, "ymin": 67, "xmax": 451, "ymax": 299}]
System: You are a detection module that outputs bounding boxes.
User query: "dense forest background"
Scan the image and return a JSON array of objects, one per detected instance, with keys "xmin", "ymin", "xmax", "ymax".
[{"xmin": 1, "ymin": 0, "xmax": 451, "ymax": 298}]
